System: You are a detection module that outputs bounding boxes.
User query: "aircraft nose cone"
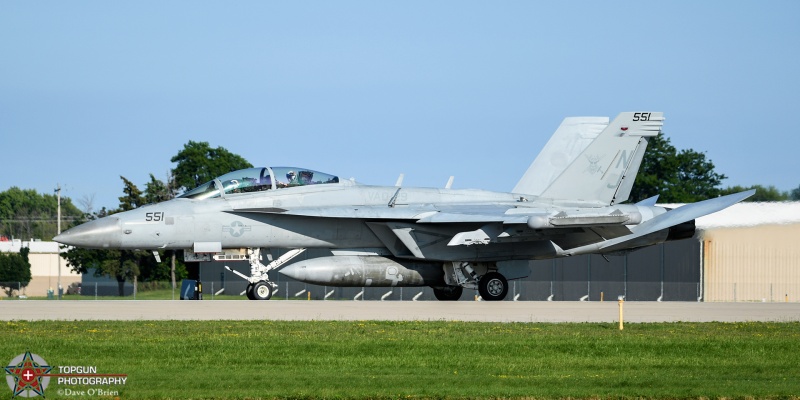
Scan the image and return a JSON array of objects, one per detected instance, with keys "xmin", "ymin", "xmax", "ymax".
[{"xmin": 54, "ymin": 217, "xmax": 122, "ymax": 249}]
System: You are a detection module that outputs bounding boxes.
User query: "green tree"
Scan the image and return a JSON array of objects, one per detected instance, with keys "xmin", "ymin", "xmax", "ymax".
[
  {"xmin": 790, "ymin": 185, "xmax": 800, "ymax": 201},
  {"xmin": 0, "ymin": 187, "xmax": 83, "ymax": 240},
  {"xmin": 144, "ymin": 173, "xmax": 174, "ymax": 204},
  {"xmin": 119, "ymin": 176, "xmax": 144, "ymax": 211},
  {"xmin": 0, "ymin": 247, "xmax": 32, "ymax": 297},
  {"xmin": 138, "ymin": 253, "xmax": 187, "ymax": 283},
  {"xmin": 720, "ymin": 185, "xmax": 789, "ymax": 202},
  {"xmin": 170, "ymin": 141, "xmax": 252, "ymax": 193},
  {"xmin": 61, "ymin": 246, "xmax": 136, "ymax": 297},
  {"xmin": 630, "ymin": 134, "xmax": 727, "ymax": 203}
]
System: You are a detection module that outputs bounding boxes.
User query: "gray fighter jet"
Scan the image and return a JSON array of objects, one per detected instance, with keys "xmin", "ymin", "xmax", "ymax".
[{"xmin": 55, "ymin": 112, "xmax": 753, "ymax": 301}]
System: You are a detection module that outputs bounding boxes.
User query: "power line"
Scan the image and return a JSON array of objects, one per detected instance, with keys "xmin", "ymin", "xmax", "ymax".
[{"xmin": 1, "ymin": 218, "xmax": 82, "ymax": 222}]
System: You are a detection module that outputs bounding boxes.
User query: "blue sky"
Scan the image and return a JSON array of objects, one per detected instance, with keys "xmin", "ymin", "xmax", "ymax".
[{"xmin": 2, "ymin": 1, "xmax": 798, "ymax": 212}]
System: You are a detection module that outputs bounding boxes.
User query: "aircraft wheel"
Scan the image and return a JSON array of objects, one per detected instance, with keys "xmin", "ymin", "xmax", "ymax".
[
  {"xmin": 478, "ymin": 272, "xmax": 508, "ymax": 301},
  {"xmin": 433, "ymin": 286, "xmax": 463, "ymax": 301},
  {"xmin": 252, "ymin": 281, "xmax": 273, "ymax": 300},
  {"xmin": 246, "ymin": 283, "xmax": 255, "ymax": 300}
]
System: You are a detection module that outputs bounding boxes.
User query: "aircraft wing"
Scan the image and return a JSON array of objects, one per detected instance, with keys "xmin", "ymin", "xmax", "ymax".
[
  {"xmin": 231, "ymin": 203, "xmax": 636, "ymax": 244},
  {"xmin": 232, "ymin": 191, "xmax": 752, "ymax": 254}
]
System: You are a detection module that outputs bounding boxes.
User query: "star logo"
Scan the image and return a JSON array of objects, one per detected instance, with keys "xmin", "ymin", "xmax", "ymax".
[
  {"xmin": 5, "ymin": 351, "xmax": 52, "ymax": 398},
  {"xmin": 223, "ymin": 221, "xmax": 252, "ymax": 237}
]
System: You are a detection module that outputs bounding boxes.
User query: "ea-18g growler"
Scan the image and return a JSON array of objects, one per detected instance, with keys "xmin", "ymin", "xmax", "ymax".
[{"xmin": 55, "ymin": 112, "xmax": 753, "ymax": 301}]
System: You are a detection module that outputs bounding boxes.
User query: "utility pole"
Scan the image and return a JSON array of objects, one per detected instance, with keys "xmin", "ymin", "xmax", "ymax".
[{"xmin": 55, "ymin": 184, "xmax": 62, "ymax": 300}]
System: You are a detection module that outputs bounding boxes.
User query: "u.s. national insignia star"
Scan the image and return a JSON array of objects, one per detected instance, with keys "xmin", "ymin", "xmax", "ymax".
[
  {"xmin": 223, "ymin": 221, "xmax": 251, "ymax": 237},
  {"xmin": 5, "ymin": 351, "xmax": 52, "ymax": 397}
]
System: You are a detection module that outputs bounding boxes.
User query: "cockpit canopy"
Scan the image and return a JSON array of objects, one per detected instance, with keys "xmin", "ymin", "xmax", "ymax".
[{"xmin": 179, "ymin": 167, "xmax": 339, "ymax": 200}]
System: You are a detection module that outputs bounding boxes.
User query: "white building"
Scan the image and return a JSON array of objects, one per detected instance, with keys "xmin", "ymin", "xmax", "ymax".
[
  {"xmin": 693, "ymin": 202, "xmax": 800, "ymax": 302},
  {"xmin": 0, "ymin": 239, "xmax": 80, "ymax": 297}
]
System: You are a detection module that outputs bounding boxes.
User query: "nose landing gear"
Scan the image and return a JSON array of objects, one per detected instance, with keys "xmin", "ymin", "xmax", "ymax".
[
  {"xmin": 226, "ymin": 248, "xmax": 306, "ymax": 300},
  {"xmin": 250, "ymin": 281, "xmax": 274, "ymax": 300}
]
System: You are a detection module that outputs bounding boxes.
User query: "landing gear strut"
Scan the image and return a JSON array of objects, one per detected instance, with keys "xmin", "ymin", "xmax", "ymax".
[
  {"xmin": 441, "ymin": 261, "xmax": 509, "ymax": 301},
  {"xmin": 226, "ymin": 248, "xmax": 306, "ymax": 300}
]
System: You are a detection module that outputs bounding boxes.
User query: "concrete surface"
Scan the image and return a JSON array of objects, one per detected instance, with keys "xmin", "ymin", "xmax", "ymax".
[{"xmin": 2, "ymin": 300, "xmax": 800, "ymax": 322}]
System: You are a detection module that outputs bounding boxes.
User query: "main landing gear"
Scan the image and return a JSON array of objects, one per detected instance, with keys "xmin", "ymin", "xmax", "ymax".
[
  {"xmin": 226, "ymin": 248, "xmax": 306, "ymax": 300},
  {"xmin": 477, "ymin": 271, "xmax": 508, "ymax": 301},
  {"xmin": 435, "ymin": 262, "xmax": 510, "ymax": 301},
  {"xmin": 433, "ymin": 285, "xmax": 463, "ymax": 301}
]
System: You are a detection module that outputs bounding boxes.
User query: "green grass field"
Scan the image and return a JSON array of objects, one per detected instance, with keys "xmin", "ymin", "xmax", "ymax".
[{"xmin": 2, "ymin": 320, "xmax": 799, "ymax": 399}]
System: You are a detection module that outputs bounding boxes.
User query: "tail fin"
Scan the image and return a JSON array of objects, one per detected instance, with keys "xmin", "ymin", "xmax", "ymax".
[
  {"xmin": 513, "ymin": 116, "xmax": 609, "ymax": 196},
  {"xmin": 535, "ymin": 112, "xmax": 664, "ymax": 205}
]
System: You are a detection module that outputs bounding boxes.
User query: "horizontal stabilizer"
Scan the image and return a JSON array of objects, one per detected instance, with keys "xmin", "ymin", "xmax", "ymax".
[
  {"xmin": 560, "ymin": 190, "xmax": 755, "ymax": 255},
  {"xmin": 626, "ymin": 190, "xmax": 755, "ymax": 238}
]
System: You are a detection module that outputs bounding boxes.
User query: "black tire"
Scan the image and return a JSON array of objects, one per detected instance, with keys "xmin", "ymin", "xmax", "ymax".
[
  {"xmin": 252, "ymin": 281, "xmax": 273, "ymax": 300},
  {"xmin": 478, "ymin": 272, "xmax": 508, "ymax": 301},
  {"xmin": 246, "ymin": 283, "xmax": 255, "ymax": 300},
  {"xmin": 433, "ymin": 286, "xmax": 463, "ymax": 301}
]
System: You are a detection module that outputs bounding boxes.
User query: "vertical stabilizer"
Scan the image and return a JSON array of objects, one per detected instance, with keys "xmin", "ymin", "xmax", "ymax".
[
  {"xmin": 513, "ymin": 117, "xmax": 609, "ymax": 196},
  {"xmin": 537, "ymin": 112, "xmax": 664, "ymax": 205}
]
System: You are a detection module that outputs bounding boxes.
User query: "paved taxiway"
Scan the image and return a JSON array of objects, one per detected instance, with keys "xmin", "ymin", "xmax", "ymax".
[{"xmin": 1, "ymin": 301, "xmax": 799, "ymax": 322}]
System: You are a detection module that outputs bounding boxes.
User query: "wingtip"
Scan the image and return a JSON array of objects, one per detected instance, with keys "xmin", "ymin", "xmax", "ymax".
[{"xmin": 727, "ymin": 189, "xmax": 757, "ymax": 203}]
